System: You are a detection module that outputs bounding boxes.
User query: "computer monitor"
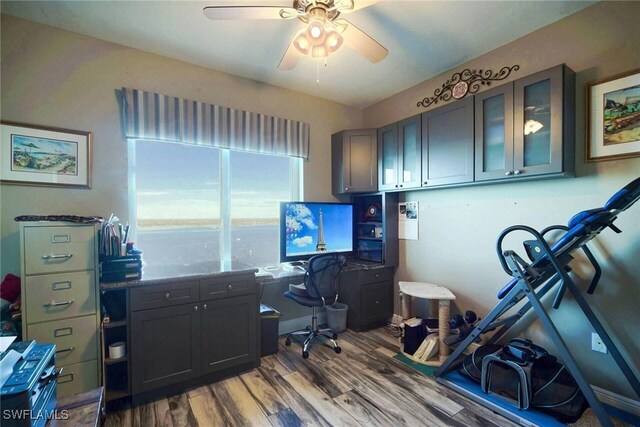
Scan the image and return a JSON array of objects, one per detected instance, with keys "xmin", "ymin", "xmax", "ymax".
[{"xmin": 280, "ymin": 201, "xmax": 353, "ymax": 263}]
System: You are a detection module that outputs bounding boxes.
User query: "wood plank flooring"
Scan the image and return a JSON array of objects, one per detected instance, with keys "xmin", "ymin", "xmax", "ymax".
[{"xmin": 105, "ymin": 327, "xmax": 518, "ymax": 427}]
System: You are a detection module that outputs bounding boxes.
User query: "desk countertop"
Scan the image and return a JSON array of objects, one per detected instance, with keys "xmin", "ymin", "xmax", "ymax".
[
  {"xmin": 100, "ymin": 262, "xmax": 259, "ymax": 290},
  {"xmin": 100, "ymin": 261, "xmax": 390, "ymax": 290},
  {"xmin": 255, "ymin": 261, "xmax": 390, "ymax": 284}
]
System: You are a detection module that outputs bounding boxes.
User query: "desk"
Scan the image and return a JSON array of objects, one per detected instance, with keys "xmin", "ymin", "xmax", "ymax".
[
  {"xmin": 47, "ymin": 387, "xmax": 103, "ymax": 427},
  {"xmin": 399, "ymin": 281, "xmax": 456, "ymax": 364},
  {"xmin": 258, "ymin": 263, "xmax": 395, "ymax": 333}
]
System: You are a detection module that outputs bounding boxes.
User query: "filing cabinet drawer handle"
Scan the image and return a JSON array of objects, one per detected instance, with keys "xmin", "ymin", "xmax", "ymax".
[
  {"xmin": 42, "ymin": 254, "xmax": 73, "ymax": 260},
  {"xmin": 57, "ymin": 372, "xmax": 74, "ymax": 384},
  {"xmin": 56, "ymin": 346, "xmax": 75, "ymax": 354},
  {"xmin": 51, "ymin": 234, "xmax": 71, "ymax": 243},
  {"xmin": 43, "ymin": 300, "xmax": 74, "ymax": 308},
  {"xmin": 54, "ymin": 327, "xmax": 73, "ymax": 337},
  {"xmin": 52, "ymin": 281, "xmax": 72, "ymax": 291}
]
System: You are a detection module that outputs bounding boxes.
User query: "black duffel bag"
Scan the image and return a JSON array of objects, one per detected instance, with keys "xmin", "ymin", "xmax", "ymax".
[{"xmin": 460, "ymin": 338, "xmax": 588, "ymax": 423}]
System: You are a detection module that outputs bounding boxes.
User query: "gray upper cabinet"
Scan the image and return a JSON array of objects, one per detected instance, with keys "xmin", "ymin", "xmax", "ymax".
[
  {"xmin": 378, "ymin": 123, "xmax": 398, "ymax": 191},
  {"xmin": 475, "ymin": 64, "xmax": 575, "ymax": 181},
  {"xmin": 332, "ymin": 129, "xmax": 378, "ymax": 195},
  {"xmin": 378, "ymin": 115, "xmax": 421, "ymax": 191},
  {"xmin": 475, "ymin": 84, "xmax": 514, "ymax": 181},
  {"xmin": 422, "ymin": 97, "xmax": 474, "ymax": 187}
]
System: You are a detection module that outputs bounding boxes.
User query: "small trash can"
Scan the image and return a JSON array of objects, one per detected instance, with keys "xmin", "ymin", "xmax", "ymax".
[
  {"xmin": 326, "ymin": 302, "xmax": 348, "ymax": 333},
  {"xmin": 260, "ymin": 303, "xmax": 281, "ymax": 356}
]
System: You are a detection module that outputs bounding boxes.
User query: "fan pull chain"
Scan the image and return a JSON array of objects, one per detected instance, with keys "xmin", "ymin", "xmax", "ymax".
[{"xmin": 316, "ymin": 58, "xmax": 329, "ymax": 86}]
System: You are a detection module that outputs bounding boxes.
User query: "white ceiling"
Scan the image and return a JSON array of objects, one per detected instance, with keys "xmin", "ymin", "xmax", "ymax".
[{"xmin": 1, "ymin": 0, "xmax": 595, "ymax": 108}]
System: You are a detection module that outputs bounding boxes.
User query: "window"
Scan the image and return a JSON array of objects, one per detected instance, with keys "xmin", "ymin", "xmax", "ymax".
[{"xmin": 129, "ymin": 140, "xmax": 301, "ymax": 273}]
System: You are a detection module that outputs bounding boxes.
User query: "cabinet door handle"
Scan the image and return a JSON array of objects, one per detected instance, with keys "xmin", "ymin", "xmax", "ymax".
[
  {"xmin": 165, "ymin": 293, "xmax": 171, "ymax": 299},
  {"xmin": 56, "ymin": 346, "xmax": 75, "ymax": 354},
  {"xmin": 194, "ymin": 305, "xmax": 199, "ymax": 311},
  {"xmin": 375, "ymin": 274, "xmax": 380, "ymax": 279},
  {"xmin": 375, "ymin": 301, "xmax": 380, "ymax": 305},
  {"xmin": 505, "ymin": 171, "xmax": 513, "ymax": 176},
  {"xmin": 513, "ymin": 170, "xmax": 522, "ymax": 175},
  {"xmin": 344, "ymin": 187, "xmax": 350, "ymax": 191},
  {"xmin": 228, "ymin": 285, "xmax": 233, "ymax": 291},
  {"xmin": 394, "ymin": 185, "xmax": 399, "ymax": 188},
  {"xmin": 42, "ymin": 254, "xmax": 73, "ymax": 260},
  {"xmin": 423, "ymin": 181, "xmax": 428, "ymax": 185},
  {"xmin": 399, "ymin": 184, "xmax": 403, "ymax": 188},
  {"xmin": 43, "ymin": 300, "xmax": 73, "ymax": 307},
  {"xmin": 203, "ymin": 304, "xmax": 207, "ymax": 310}
]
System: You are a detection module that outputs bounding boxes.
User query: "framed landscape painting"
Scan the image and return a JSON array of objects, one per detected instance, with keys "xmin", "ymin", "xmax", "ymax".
[
  {"xmin": 1, "ymin": 122, "xmax": 92, "ymax": 188},
  {"xmin": 586, "ymin": 68, "xmax": 640, "ymax": 162}
]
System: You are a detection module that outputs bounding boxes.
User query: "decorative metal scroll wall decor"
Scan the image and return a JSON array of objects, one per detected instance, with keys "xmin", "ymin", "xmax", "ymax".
[{"xmin": 416, "ymin": 65, "xmax": 520, "ymax": 108}]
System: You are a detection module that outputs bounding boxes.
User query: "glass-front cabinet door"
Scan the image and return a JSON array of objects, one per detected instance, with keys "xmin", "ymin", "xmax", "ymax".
[
  {"xmin": 513, "ymin": 66, "xmax": 564, "ymax": 176},
  {"xmin": 475, "ymin": 84, "xmax": 514, "ymax": 181},
  {"xmin": 398, "ymin": 115, "xmax": 421, "ymax": 189},
  {"xmin": 378, "ymin": 123, "xmax": 399, "ymax": 191}
]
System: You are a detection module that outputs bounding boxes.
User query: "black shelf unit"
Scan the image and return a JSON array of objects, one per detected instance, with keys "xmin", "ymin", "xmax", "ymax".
[
  {"xmin": 352, "ymin": 192, "xmax": 398, "ymax": 267},
  {"xmin": 100, "ymin": 288, "xmax": 131, "ymax": 404}
]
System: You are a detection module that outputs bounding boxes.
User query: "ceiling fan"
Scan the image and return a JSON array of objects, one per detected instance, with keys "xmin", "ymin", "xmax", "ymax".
[{"xmin": 203, "ymin": 0, "xmax": 388, "ymax": 70}]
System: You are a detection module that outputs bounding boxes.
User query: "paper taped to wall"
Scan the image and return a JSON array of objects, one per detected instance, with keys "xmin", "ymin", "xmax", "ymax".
[{"xmin": 399, "ymin": 202, "xmax": 418, "ymax": 240}]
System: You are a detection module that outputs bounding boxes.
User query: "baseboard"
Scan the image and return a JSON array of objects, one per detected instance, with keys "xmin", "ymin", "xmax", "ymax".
[
  {"xmin": 592, "ymin": 385, "xmax": 640, "ymax": 417},
  {"xmin": 278, "ymin": 313, "xmax": 327, "ymax": 335}
]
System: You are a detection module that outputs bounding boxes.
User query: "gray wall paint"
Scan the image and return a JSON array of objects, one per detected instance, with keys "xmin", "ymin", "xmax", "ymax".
[
  {"xmin": 363, "ymin": 2, "xmax": 640, "ymax": 398},
  {"xmin": 0, "ymin": 15, "xmax": 362, "ymax": 279}
]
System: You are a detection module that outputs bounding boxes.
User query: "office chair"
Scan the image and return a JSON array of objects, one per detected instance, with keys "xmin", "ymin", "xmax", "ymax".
[{"xmin": 283, "ymin": 253, "xmax": 347, "ymax": 359}]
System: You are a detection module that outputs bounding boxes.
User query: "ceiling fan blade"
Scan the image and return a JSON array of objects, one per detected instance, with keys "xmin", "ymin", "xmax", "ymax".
[
  {"xmin": 278, "ymin": 39, "xmax": 302, "ymax": 70},
  {"xmin": 203, "ymin": 5, "xmax": 298, "ymax": 20},
  {"xmin": 339, "ymin": 19, "xmax": 388, "ymax": 63}
]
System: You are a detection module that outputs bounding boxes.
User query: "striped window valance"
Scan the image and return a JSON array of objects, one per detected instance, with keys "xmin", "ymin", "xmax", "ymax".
[{"xmin": 121, "ymin": 87, "xmax": 310, "ymax": 160}]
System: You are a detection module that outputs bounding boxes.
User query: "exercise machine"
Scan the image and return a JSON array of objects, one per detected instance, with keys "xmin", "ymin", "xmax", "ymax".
[{"xmin": 435, "ymin": 177, "xmax": 640, "ymax": 427}]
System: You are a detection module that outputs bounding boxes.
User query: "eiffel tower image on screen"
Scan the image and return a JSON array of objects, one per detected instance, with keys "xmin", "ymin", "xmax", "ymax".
[{"xmin": 315, "ymin": 209, "xmax": 327, "ymax": 252}]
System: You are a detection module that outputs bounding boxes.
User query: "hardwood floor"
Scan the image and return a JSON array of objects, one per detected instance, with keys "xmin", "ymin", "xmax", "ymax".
[{"xmin": 105, "ymin": 327, "xmax": 518, "ymax": 427}]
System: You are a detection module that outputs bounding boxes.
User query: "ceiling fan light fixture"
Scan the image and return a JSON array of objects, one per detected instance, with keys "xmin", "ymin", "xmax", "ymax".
[
  {"xmin": 306, "ymin": 19, "xmax": 327, "ymax": 44},
  {"xmin": 310, "ymin": 24, "xmax": 322, "ymax": 38},
  {"xmin": 293, "ymin": 32, "xmax": 311, "ymax": 54},
  {"xmin": 311, "ymin": 44, "xmax": 328, "ymax": 58},
  {"xmin": 325, "ymin": 29, "xmax": 343, "ymax": 52}
]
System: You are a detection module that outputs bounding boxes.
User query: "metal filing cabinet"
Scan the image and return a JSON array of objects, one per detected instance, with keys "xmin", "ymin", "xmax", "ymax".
[{"xmin": 19, "ymin": 221, "xmax": 101, "ymax": 397}]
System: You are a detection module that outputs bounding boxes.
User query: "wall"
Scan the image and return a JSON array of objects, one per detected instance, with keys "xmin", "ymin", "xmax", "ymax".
[
  {"xmin": 0, "ymin": 15, "xmax": 362, "ymax": 278},
  {"xmin": 364, "ymin": 1, "xmax": 640, "ymax": 398}
]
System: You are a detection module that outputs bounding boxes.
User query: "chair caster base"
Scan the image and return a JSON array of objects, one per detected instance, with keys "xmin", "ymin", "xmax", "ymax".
[
  {"xmin": 302, "ymin": 350, "xmax": 309, "ymax": 359},
  {"xmin": 334, "ymin": 346, "xmax": 342, "ymax": 354}
]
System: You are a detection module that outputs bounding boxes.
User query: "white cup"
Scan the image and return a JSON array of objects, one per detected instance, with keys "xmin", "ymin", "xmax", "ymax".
[{"xmin": 108, "ymin": 342, "xmax": 126, "ymax": 359}]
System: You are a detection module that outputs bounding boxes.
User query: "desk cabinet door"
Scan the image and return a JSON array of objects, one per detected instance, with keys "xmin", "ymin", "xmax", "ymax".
[
  {"xmin": 131, "ymin": 304, "xmax": 200, "ymax": 393},
  {"xmin": 360, "ymin": 281, "xmax": 392, "ymax": 326},
  {"xmin": 200, "ymin": 295, "xmax": 257, "ymax": 375}
]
